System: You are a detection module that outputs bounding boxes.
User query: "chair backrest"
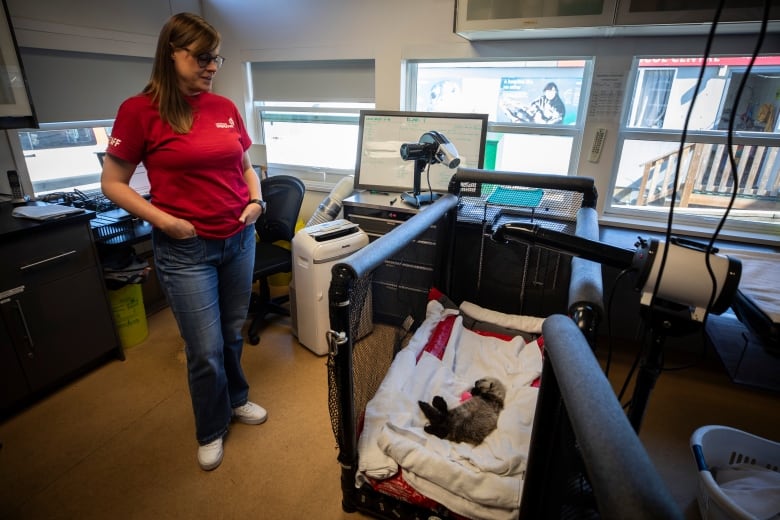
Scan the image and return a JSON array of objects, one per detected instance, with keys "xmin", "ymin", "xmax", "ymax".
[{"xmin": 255, "ymin": 175, "xmax": 306, "ymax": 244}]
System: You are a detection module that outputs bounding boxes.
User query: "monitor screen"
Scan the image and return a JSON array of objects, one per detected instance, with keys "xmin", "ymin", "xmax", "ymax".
[
  {"xmin": 96, "ymin": 151, "xmax": 150, "ymax": 197},
  {"xmin": 354, "ymin": 110, "xmax": 488, "ymax": 193}
]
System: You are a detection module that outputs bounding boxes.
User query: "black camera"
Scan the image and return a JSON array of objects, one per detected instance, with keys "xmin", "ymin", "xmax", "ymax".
[{"xmin": 400, "ymin": 142, "xmax": 437, "ymax": 161}]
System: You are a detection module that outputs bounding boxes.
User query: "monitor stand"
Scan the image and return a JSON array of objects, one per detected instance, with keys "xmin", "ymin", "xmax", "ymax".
[{"xmin": 401, "ymin": 158, "xmax": 442, "ymax": 208}]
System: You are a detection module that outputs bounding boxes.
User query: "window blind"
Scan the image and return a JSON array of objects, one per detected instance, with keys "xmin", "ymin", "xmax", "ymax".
[
  {"xmin": 250, "ymin": 59, "xmax": 374, "ymax": 102},
  {"xmin": 20, "ymin": 48, "xmax": 152, "ymax": 123}
]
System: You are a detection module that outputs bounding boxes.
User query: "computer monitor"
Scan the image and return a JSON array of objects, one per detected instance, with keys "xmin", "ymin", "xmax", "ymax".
[
  {"xmin": 96, "ymin": 151, "xmax": 150, "ymax": 197},
  {"xmin": 354, "ymin": 110, "xmax": 488, "ymax": 194}
]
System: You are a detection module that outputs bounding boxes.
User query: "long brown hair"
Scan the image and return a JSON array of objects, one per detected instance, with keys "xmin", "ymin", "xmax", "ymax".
[{"xmin": 144, "ymin": 12, "xmax": 221, "ymax": 134}]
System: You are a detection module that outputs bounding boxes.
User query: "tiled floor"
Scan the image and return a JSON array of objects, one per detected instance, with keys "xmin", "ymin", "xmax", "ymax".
[{"xmin": 1, "ymin": 307, "xmax": 777, "ymax": 519}]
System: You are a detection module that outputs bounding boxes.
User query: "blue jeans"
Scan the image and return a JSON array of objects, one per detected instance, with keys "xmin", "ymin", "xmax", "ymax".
[{"xmin": 152, "ymin": 225, "xmax": 255, "ymax": 445}]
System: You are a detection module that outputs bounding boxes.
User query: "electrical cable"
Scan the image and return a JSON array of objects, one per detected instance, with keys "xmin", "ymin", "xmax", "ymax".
[
  {"xmin": 701, "ymin": 0, "xmax": 771, "ymax": 328},
  {"xmin": 624, "ymin": 3, "xmax": 771, "ymax": 396},
  {"xmin": 619, "ymin": 13, "xmax": 726, "ymax": 419},
  {"xmin": 648, "ymin": 0, "xmax": 725, "ymax": 322},
  {"xmin": 425, "ymin": 161, "xmax": 434, "ymax": 202},
  {"xmin": 649, "ymin": 0, "xmax": 769, "ymax": 330}
]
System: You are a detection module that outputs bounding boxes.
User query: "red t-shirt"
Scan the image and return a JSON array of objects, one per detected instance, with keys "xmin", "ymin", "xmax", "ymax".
[{"xmin": 107, "ymin": 92, "xmax": 252, "ymax": 239}]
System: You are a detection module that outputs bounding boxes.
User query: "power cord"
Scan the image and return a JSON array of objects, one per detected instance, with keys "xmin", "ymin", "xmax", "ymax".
[
  {"xmin": 650, "ymin": 0, "xmax": 770, "ymax": 330},
  {"xmin": 701, "ymin": 0, "xmax": 771, "ymax": 329},
  {"xmin": 648, "ymin": 0, "xmax": 725, "ymax": 322}
]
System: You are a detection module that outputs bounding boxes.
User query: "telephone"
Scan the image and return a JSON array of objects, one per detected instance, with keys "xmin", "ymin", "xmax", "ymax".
[{"xmin": 7, "ymin": 170, "xmax": 27, "ymax": 203}]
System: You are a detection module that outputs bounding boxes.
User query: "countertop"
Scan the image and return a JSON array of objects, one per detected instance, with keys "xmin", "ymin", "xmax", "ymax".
[{"xmin": 0, "ymin": 201, "xmax": 95, "ymax": 241}]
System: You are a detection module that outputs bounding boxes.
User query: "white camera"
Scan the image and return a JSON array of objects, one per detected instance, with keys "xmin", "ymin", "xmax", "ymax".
[{"xmin": 422, "ymin": 131, "xmax": 461, "ymax": 169}]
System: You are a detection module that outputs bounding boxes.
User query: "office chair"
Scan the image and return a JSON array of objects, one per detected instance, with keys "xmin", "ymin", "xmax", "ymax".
[{"xmin": 247, "ymin": 175, "xmax": 306, "ymax": 345}]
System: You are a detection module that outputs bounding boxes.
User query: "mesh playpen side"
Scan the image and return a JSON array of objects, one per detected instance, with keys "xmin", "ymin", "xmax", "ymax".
[
  {"xmin": 327, "ymin": 193, "xmax": 460, "ymax": 519},
  {"xmin": 326, "ymin": 172, "xmax": 681, "ymax": 519}
]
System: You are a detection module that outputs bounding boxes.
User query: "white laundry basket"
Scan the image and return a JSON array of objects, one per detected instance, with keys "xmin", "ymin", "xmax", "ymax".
[{"xmin": 690, "ymin": 425, "xmax": 780, "ymax": 520}]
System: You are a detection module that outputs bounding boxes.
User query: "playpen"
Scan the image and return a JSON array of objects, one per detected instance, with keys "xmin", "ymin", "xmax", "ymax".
[{"xmin": 326, "ymin": 170, "xmax": 681, "ymax": 519}]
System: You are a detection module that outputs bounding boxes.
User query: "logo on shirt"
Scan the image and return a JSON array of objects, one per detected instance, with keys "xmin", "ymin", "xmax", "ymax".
[
  {"xmin": 108, "ymin": 136, "xmax": 122, "ymax": 147},
  {"xmin": 216, "ymin": 117, "xmax": 235, "ymax": 129}
]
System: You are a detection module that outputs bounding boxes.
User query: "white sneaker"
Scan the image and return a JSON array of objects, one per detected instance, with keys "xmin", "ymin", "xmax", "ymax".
[
  {"xmin": 232, "ymin": 401, "xmax": 267, "ymax": 425},
  {"xmin": 197, "ymin": 438, "xmax": 223, "ymax": 471}
]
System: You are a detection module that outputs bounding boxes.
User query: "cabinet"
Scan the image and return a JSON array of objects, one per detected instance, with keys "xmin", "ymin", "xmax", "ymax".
[
  {"xmin": 455, "ymin": 0, "xmax": 779, "ymax": 40},
  {"xmin": 1, "ymin": 207, "xmax": 122, "ymax": 416},
  {"xmin": 614, "ymin": 1, "xmax": 780, "ymax": 28},
  {"xmin": 342, "ymin": 192, "xmax": 450, "ymax": 324},
  {"xmin": 455, "ymin": 0, "xmax": 618, "ymax": 39}
]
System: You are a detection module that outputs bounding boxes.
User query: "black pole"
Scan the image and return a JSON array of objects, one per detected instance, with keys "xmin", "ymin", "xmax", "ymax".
[{"xmin": 627, "ymin": 328, "xmax": 665, "ymax": 433}]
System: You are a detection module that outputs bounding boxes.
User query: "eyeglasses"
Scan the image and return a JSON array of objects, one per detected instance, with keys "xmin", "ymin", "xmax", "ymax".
[{"xmin": 182, "ymin": 48, "xmax": 225, "ymax": 69}]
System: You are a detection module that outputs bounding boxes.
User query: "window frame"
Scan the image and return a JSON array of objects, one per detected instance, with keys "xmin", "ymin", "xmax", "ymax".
[
  {"xmin": 604, "ymin": 55, "xmax": 780, "ymax": 243},
  {"xmin": 252, "ymin": 100, "xmax": 374, "ymax": 188},
  {"xmin": 15, "ymin": 120, "xmax": 114, "ymax": 196},
  {"xmin": 404, "ymin": 58, "xmax": 594, "ymax": 176}
]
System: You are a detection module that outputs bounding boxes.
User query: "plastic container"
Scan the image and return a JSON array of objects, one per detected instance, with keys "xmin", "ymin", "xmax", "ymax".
[
  {"xmin": 690, "ymin": 425, "xmax": 780, "ymax": 520},
  {"xmin": 108, "ymin": 283, "xmax": 148, "ymax": 349}
]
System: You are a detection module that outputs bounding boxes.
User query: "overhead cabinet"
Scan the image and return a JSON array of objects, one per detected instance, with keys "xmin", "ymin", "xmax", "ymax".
[{"xmin": 455, "ymin": 0, "xmax": 780, "ymax": 40}]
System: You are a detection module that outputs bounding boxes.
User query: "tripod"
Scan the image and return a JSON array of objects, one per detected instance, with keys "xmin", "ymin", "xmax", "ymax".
[{"xmin": 626, "ymin": 301, "xmax": 703, "ymax": 433}]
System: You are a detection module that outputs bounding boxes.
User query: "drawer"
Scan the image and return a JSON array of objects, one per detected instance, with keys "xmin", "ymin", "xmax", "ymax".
[
  {"xmin": 0, "ymin": 222, "xmax": 95, "ymax": 285},
  {"xmin": 371, "ymin": 280, "xmax": 429, "ymax": 325},
  {"xmin": 362, "ymin": 235, "xmax": 436, "ymax": 267},
  {"xmin": 375, "ymin": 260, "xmax": 434, "ymax": 289},
  {"xmin": 348, "ymin": 213, "xmax": 409, "ymax": 235},
  {"xmin": 347, "ymin": 213, "xmax": 440, "ymax": 243}
]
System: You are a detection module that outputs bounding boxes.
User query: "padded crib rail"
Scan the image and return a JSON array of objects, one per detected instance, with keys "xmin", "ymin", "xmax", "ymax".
[
  {"xmin": 521, "ymin": 314, "xmax": 683, "ymax": 519},
  {"xmin": 570, "ymin": 207, "xmax": 604, "ymax": 338},
  {"xmin": 331, "ymin": 194, "xmax": 458, "ymax": 282}
]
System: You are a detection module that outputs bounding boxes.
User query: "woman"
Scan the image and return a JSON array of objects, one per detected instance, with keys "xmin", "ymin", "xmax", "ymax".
[
  {"xmin": 101, "ymin": 12, "xmax": 266, "ymax": 471},
  {"xmin": 524, "ymin": 82, "xmax": 566, "ymax": 124}
]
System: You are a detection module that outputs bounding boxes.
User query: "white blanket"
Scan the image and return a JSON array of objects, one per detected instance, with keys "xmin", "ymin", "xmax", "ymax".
[
  {"xmin": 721, "ymin": 249, "xmax": 780, "ymax": 322},
  {"xmin": 716, "ymin": 464, "xmax": 780, "ymax": 520},
  {"xmin": 357, "ymin": 300, "xmax": 543, "ymax": 520}
]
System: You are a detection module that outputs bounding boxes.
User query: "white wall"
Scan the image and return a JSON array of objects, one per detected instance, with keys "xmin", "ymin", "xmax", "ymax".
[
  {"xmin": 7, "ymin": 0, "xmax": 199, "ymax": 56},
  {"xmin": 201, "ymin": 0, "xmax": 778, "ymax": 216},
  {"xmin": 2, "ymin": 0, "xmax": 778, "ymax": 218}
]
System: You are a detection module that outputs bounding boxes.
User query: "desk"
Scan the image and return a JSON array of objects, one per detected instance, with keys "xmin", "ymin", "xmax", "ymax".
[{"xmin": 342, "ymin": 192, "xmax": 449, "ymax": 323}]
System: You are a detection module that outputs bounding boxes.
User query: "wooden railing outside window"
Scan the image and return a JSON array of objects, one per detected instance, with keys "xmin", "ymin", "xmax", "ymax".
[{"xmin": 636, "ymin": 143, "xmax": 780, "ymax": 211}]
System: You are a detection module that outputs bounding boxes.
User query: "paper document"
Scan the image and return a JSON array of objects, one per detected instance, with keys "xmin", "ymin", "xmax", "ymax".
[{"xmin": 12, "ymin": 204, "xmax": 85, "ymax": 221}]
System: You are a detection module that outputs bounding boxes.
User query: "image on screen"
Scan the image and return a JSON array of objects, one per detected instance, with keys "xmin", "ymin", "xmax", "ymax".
[{"xmin": 354, "ymin": 110, "xmax": 488, "ymax": 193}]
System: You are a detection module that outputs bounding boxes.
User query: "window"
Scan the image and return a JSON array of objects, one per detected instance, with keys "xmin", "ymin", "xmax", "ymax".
[
  {"xmin": 610, "ymin": 56, "xmax": 780, "ymax": 237},
  {"xmin": 249, "ymin": 60, "xmax": 375, "ymax": 185},
  {"xmin": 407, "ymin": 59, "xmax": 592, "ymax": 174},
  {"xmin": 17, "ymin": 122, "xmax": 112, "ymax": 195},
  {"xmin": 12, "ymin": 48, "xmax": 152, "ymax": 198},
  {"xmin": 630, "ymin": 68, "xmax": 674, "ymax": 128},
  {"xmin": 255, "ymin": 101, "xmax": 374, "ymax": 171}
]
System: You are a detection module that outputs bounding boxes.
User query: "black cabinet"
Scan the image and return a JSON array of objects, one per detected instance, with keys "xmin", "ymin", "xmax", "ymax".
[
  {"xmin": 0, "ymin": 317, "xmax": 28, "ymax": 411},
  {"xmin": 342, "ymin": 192, "xmax": 449, "ymax": 325},
  {"xmin": 1, "ymin": 207, "xmax": 122, "ymax": 417}
]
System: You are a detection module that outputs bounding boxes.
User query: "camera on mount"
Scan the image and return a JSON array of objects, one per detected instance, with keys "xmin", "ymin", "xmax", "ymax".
[{"xmin": 399, "ymin": 131, "xmax": 461, "ymax": 208}]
